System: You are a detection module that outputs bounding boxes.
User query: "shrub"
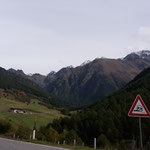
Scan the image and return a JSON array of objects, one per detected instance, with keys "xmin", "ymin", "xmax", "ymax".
[
  {"xmin": 59, "ymin": 129, "xmax": 82, "ymax": 145},
  {"xmin": 15, "ymin": 125, "xmax": 32, "ymax": 139},
  {"xmin": 36, "ymin": 131, "xmax": 45, "ymax": 141},
  {"xmin": 0, "ymin": 120, "xmax": 11, "ymax": 134},
  {"xmin": 97, "ymin": 134, "xmax": 110, "ymax": 148},
  {"xmin": 65, "ymin": 130, "xmax": 82, "ymax": 145},
  {"xmin": 117, "ymin": 140, "xmax": 130, "ymax": 150},
  {"xmin": 45, "ymin": 127, "xmax": 59, "ymax": 143},
  {"xmin": 59, "ymin": 129, "xmax": 68, "ymax": 143}
]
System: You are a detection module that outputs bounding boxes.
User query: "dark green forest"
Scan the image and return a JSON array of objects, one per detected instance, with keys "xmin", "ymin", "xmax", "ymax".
[
  {"xmin": 0, "ymin": 67, "xmax": 68, "ymax": 107},
  {"xmin": 43, "ymin": 67, "xmax": 150, "ymax": 147},
  {"xmin": 0, "ymin": 68, "xmax": 48, "ymax": 97}
]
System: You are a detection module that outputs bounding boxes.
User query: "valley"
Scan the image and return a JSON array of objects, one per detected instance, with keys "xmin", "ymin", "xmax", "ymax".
[
  {"xmin": 0, "ymin": 98, "xmax": 65, "ymax": 129},
  {"xmin": 1, "ymin": 50, "xmax": 150, "ymax": 149},
  {"xmin": 8, "ymin": 50, "xmax": 150, "ymax": 107}
]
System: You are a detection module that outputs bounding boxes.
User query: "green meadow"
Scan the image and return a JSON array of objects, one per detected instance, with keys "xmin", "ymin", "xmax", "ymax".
[{"xmin": 0, "ymin": 98, "xmax": 66, "ymax": 129}]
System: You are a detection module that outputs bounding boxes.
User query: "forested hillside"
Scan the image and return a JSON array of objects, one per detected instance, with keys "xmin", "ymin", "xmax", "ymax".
[
  {"xmin": 0, "ymin": 67, "xmax": 49, "ymax": 98},
  {"xmin": 46, "ymin": 67, "xmax": 150, "ymax": 147},
  {"xmin": 0, "ymin": 67, "xmax": 67, "ymax": 107}
]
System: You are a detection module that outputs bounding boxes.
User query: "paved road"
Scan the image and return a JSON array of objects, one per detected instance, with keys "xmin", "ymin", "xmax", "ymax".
[{"xmin": 0, "ymin": 138, "xmax": 70, "ymax": 150}]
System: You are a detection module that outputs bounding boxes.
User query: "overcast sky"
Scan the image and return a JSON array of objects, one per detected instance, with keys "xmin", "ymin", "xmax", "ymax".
[{"xmin": 1, "ymin": 0, "xmax": 150, "ymax": 75}]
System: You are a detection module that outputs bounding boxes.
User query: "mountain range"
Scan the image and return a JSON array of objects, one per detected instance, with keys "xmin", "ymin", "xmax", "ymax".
[
  {"xmin": 0, "ymin": 67, "xmax": 71, "ymax": 108},
  {"xmin": 6, "ymin": 50, "xmax": 150, "ymax": 106},
  {"xmin": 50, "ymin": 56, "xmax": 150, "ymax": 146},
  {"xmin": 0, "ymin": 67, "xmax": 51, "ymax": 102}
]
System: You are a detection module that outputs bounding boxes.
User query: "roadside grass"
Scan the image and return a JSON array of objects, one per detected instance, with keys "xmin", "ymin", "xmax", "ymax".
[
  {"xmin": 0, "ymin": 98, "xmax": 105, "ymax": 150},
  {"xmin": 0, "ymin": 98, "xmax": 66, "ymax": 129}
]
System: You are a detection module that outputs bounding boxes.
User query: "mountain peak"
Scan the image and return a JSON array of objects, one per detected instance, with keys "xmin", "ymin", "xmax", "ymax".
[
  {"xmin": 8, "ymin": 68, "xmax": 25, "ymax": 76},
  {"xmin": 123, "ymin": 50, "xmax": 150, "ymax": 61},
  {"xmin": 133, "ymin": 50, "xmax": 150, "ymax": 58}
]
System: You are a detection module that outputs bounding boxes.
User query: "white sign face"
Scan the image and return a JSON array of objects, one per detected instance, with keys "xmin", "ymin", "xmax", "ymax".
[
  {"xmin": 128, "ymin": 95, "xmax": 150, "ymax": 117},
  {"xmin": 132, "ymin": 100, "xmax": 147, "ymax": 114}
]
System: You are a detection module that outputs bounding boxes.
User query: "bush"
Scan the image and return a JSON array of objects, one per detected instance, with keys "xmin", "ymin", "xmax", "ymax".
[
  {"xmin": 45, "ymin": 127, "xmax": 59, "ymax": 143},
  {"xmin": 0, "ymin": 120, "xmax": 11, "ymax": 134},
  {"xmin": 59, "ymin": 129, "xmax": 68, "ymax": 143},
  {"xmin": 65, "ymin": 130, "xmax": 82, "ymax": 145},
  {"xmin": 59, "ymin": 129, "xmax": 82, "ymax": 145},
  {"xmin": 36, "ymin": 131, "xmax": 45, "ymax": 141},
  {"xmin": 39, "ymin": 125, "xmax": 47, "ymax": 135},
  {"xmin": 97, "ymin": 134, "xmax": 110, "ymax": 148},
  {"xmin": 117, "ymin": 140, "xmax": 130, "ymax": 150},
  {"xmin": 15, "ymin": 125, "xmax": 32, "ymax": 139}
]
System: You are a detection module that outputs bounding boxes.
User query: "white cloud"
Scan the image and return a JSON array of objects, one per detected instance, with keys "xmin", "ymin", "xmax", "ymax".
[{"xmin": 128, "ymin": 27, "xmax": 150, "ymax": 52}]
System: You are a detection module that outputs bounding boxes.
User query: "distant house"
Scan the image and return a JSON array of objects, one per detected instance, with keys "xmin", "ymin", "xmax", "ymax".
[{"xmin": 9, "ymin": 108, "xmax": 25, "ymax": 114}]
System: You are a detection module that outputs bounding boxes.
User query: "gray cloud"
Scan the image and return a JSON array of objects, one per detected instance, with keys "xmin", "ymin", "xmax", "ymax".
[{"xmin": 1, "ymin": 0, "xmax": 150, "ymax": 74}]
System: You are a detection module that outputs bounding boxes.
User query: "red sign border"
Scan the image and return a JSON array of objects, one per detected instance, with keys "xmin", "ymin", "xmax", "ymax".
[{"xmin": 128, "ymin": 95, "xmax": 150, "ymax": 117}]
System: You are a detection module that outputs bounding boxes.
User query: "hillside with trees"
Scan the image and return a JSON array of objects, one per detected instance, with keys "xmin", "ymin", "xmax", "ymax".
[
  {"xmin": 43, "ymin": 67, "xmax": 150, "ymax": 148},
  {"xmin": 0, "ymin": 67, "xmax": 68, "ymax": 107}
]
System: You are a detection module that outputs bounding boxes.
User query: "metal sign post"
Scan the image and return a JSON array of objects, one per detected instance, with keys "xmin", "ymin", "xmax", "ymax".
[
  {"xmin": 128, "ymin": 95, "xmax": 150, "ymax": 150},
  {"xmin": 139, "ymin": 117, "xmax": 143, "ymax": 150}
]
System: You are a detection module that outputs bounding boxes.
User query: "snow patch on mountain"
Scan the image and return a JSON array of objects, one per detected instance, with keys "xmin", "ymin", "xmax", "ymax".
[
  {"xmin": 123, "ymin": 50, "xmax": 150, "ymax": 61},
  {"xmin": 134, "ymin": 50, "xmax": 150, "ymax": 57},
  {"xmin": 80, "ymin": 60, "xmax": 91, "ymax": 66}
]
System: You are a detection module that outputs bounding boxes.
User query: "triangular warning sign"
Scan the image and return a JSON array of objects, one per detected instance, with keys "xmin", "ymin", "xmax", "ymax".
[{"xmin": 128, "ymin": 95, "xmax": 150, "ymax": 117}]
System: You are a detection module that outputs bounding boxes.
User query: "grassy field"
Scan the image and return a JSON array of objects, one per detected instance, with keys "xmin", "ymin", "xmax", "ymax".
[{"xmin": 0, "ymin": 98, "xmax": 66, "ymax": 129}]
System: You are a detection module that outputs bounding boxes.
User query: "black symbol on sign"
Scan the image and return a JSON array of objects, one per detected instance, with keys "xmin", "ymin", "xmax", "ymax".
[{"xmin": 134, "ymin": 105, "xmax": 143, "ymax": 112}]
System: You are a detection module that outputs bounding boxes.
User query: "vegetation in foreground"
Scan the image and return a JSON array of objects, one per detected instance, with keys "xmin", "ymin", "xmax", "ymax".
[
  {"xmin": 40, "ymin": 67, "xmax": 150, "ymax": 149},
  {"xmin": 2, "ymin": 67, "xmax": 150, "ymax": 149},
  {"xmin": 0, "ymin": 67, "xmax": 71, "ymax": 108}
]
